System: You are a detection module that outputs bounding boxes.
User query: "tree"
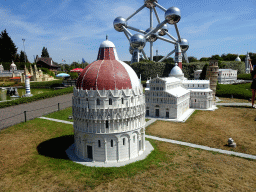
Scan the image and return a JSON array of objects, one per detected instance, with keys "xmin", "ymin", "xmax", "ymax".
[
  {"xmin": 211, "ymin": 54, "xmax": 223, "ymax": 61},
  {"xmin": 0, "ymin": 29, "xmax": 18, "ymax": 62},
  {"xmin": 199, "ymin": 63, "xmax": 209, "ymax": 80},
  {"xmin": 200, "ymin": 57, "xmax": 210, "ymax": 61},
  {"xmin": 41, "ymin": 47, "xmax": 49, "ymax": 57},
  {"xmin": 188, "ymin": 56, "xmax": 198, "ymax": 62},
  {"xmin": 19, "ymin": 50, "xmax": 28, "ymax": 63}
]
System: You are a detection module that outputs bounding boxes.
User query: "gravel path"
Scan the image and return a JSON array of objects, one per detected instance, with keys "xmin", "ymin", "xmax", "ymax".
[{"xmin": 0, "ymin": 93, "xmax": 73, "ymax": 131}]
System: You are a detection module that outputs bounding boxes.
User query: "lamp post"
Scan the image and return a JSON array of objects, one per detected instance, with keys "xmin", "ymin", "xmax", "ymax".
[{"xmin": 22, "ymin": 39, "xmax": 26, "ymax": 64}]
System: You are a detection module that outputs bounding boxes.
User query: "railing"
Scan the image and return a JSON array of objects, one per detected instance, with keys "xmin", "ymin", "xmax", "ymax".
[
  {"xmin": 0, "ymin": 100, "xmax": 72, "ymax": 130},
  {"xmin": 63, "ymin": 79, "xmax": 77, "ymax": 86}
]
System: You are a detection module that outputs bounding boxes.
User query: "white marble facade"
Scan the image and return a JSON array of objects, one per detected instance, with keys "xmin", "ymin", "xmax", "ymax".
[
  {"xmin": 73, "ymin": 86, "xmax": 146, "ymax": 163},
  {"xmin": 194, "ymin": 69, "xmax": 237, "ymax": 84},
  {"xmin": 145, "ymin": 66, "xmax": 214, "ymax": 119},
  {"xmin": 217, "ymin": 69, "xmax": 237, "ymax": 84}
]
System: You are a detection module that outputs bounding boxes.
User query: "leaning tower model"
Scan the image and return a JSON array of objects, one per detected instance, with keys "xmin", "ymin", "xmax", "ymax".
[
  {"xmin": 72, "ymin": 37, "xmax": 146, "ymax": 163},
  {"xmin": 206, "ymin": 60, "xmax": 219, "ymax": 104}
]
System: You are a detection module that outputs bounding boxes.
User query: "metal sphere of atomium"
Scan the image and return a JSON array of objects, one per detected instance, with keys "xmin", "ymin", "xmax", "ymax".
[
  {"xmin": 130, "ymin": 34, "xmax": 146, "ymax": 50},
  {"xmin": 165, "ymin": 7, "xmax": 181, "ymax": 24},
  {"xmin": 157, "ymin": 24, "xmax": 168, "ymax": 36},
  {"xmin": 145, "ymin": 28, "xmax": 158, "ymax": 42},
  {"xmin": 179, "ymin": 38, "xmax": 189, "ymax": 52},
  {"xmin": 129, "ymin": 46, "xmax": 134, "ymax": 55},
  {"xmin": 113, "ymin": 17, "xmax": 127, "ymax": 32},
  {"xmin": 144, "ymin": 0, "xmax": 158, "ymax": 8}
]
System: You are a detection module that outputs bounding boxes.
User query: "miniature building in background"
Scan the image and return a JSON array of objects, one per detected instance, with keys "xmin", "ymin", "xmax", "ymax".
[
  {"xmin": 0, "ymin": 64, "xmax": 4, "ymax": 73},
  {"xmin": 217, "ymin": 69, "xmax": 237, "ymax": 84},
  {"xmin": 234, "ymin": 54, "xmax": 241, "ymax": 62},
  {"xmin": 245, "ymin": 52, "xmax": 251, "ymax": 74},
  {"xmin": 10, "ymin": 61, "xmax": 17, "ymax": 72},
  {"xmin": 72, "ymin": 38, "xmax": 146, "ymax": 163},
  {"xmin": 206, "ymin": 60, "xmax": 219, "ymax": 104},
  {"xmin": 194, "ymin": 69, "xmax": 202, "ymax": 80}
]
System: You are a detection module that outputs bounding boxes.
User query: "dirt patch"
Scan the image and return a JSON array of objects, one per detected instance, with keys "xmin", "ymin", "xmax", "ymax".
[{"xmin": 146, "ymin": 106, "xmax": 256, "ymax": 155}]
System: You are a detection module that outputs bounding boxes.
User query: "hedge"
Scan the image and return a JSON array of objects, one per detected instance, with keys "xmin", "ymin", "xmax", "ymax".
[
  {"xmin": 216, "ymin": 83, "xmax": 252, "ymax": 99},
  {"xmin": 0, "ymin": 86, "xmax": 73, "ymax": 109},
  {"xmin": 131, "ymin": 61, "xmax": 246, "ymax": 80},
  {"xmin": 237, "ymin": 73, "xmax": 252, "ymax": 80}
]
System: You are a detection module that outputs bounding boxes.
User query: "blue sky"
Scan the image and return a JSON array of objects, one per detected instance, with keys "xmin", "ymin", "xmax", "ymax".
[{"xmin": 0, "ymin": 0, "xmax": 255, "ymax": 64}]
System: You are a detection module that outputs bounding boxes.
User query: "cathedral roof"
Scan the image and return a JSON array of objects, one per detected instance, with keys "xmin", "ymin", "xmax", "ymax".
[
  {"xmin": 235, "ymin": 55, "xmax": 241, "ymax": 62},
  {"xmin": 166, "ymin": 86, "xmax": 189, "ymax": 97},
  {"xmin": 76, "ymin": 38, "xmax": 140, "ymax": 91},
  {"xmin": 169, "ymin": 63, "xmax": 184, "ymax": 77}
]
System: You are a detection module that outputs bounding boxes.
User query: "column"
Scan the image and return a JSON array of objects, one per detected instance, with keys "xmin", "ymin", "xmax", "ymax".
[
  {"xmin": 116, "ymin": 140, "xmax": 120, "ymax": 162},
  {"xmin": 92, "ymin": 142, "xmax": 95, "ymax": 163},
  {"xmin": 129, "ymin": 138, "xmax": 131, "ymax": 159},
  {"xmin": 104, "ymin": 139, "xmax": 107, "ymax": 163}
]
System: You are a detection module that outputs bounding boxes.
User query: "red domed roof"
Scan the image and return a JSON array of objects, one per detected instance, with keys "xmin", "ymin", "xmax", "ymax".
[{"xmin": 76, "ymin": 39, "xmax": 140, "ymax": 90}]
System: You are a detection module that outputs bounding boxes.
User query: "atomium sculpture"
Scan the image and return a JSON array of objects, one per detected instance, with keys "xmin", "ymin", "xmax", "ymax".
[{"xmin": 113, "ymin": 0, "xmax": 189, "ymax": 65}]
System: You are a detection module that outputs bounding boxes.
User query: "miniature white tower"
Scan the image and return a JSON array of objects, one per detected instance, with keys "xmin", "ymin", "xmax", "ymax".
[
  {"xmin": 245, "ymin": 52, "xmax": 251, "ymax": 74},
  {"xmin": 22, "ymin": 71, "xmax": 33, "ymax": 97},
  {"xmin": 174, "ymin": 43, "xmax": 183, "ymax": 69},
  {"xmin": 0, "ymin": 63, "xmax": 3, "ymax": 73}
]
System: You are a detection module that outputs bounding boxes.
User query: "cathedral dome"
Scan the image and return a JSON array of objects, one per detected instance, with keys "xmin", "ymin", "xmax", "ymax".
[
  {"xmin": 76, "ymin": 38, "xmax": 140, "ymax": 90},
  {"xmin": 10, "ymin": 61, "xmax": 16, "ymax": 67},
  {"xmin": 235, "ymin": 55, "xmax": 241, "ymax": 62},
  {"xmin": 168, "ymin": 63, "xmax": 185, "ymax": 80}
]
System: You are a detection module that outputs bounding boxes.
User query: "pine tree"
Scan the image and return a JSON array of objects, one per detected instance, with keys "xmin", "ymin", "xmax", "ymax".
[
  {"xmin": 19, "ymin": 50, "xmax": 28, "ymax": 63},
  {"xmin": 0, "ymin": 29, "xmax": 18, "ymax": 62},
  {"xmin": 41, "ymin": 47, "xmax": 49, "ymax": 57}
]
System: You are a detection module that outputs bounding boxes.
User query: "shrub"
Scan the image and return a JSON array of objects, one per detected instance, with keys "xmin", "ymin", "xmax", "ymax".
[
  {"xmin": 237, "ymin": 74, "xmax": 252, "ymax": 80},
  {"xmin": 216, "ymin": 83, "xmax": 252, "ymax": 99}
]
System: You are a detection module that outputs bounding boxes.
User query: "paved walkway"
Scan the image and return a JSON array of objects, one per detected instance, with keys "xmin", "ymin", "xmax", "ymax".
[
  {"xmin": 39, "ymin": 117, "xmax": 256, "ymax": 161},
  {"xmin": 0, "ymin": 93, "xmax": 73, "ymax": 131}
]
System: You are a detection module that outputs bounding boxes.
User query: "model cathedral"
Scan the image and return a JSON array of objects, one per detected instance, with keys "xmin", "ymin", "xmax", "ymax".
[
  {"xmin": 145, "ymin": 43, "xmax": 215, "ymax": 119},
  {"xmin": 73, "ymin": 38, "xmax": 146, "ymax": 163}
]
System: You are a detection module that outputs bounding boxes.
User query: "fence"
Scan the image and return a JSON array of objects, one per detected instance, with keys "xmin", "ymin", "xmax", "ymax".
[
  {"xmin": 0, "ymin": 94, "xmax": 73, "ymax": 131},
  {"xmin": 63, "ymin": 80, "xmax": 77, "ymax": 87}
]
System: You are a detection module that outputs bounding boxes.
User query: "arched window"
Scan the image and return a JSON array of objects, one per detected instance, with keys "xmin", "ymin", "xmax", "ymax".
[
  {"xmin": 98, "ymin": 140, "xmax": 101, "ymax": 147},
  {"xmin": 121, "ymin": 98, "xmax": 124, "ymax": 104},
  {"xmin": 131, "ymin": 97, "xmax": 133, "ymax": 103},
  {"xmin": 97, "ymin": 98, "xmax": 100, "ymax": 105},
  {"xmin": 111, "ymin": 140, "xmax": 113, "ymax": 147},
  {"xmin": 106, "ymin": 120, "xmax": 109, "ymax": 128},
  {"xmin": 123, "ymin": 138, "xmax": 125, "ymax": 145},
  {"xmin": 109, "ymin": 98, "xmax": 112, "ymax": 105}
]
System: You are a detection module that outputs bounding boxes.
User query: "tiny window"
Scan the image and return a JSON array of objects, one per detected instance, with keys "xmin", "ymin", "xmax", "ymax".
[
  {"xmin": 109, "ymin": 98, "xmax": 112, "ymax": 105},
  {"xmin": 98, "ymin": 140, "xmax": 101, "ymax": 147},
  {"xmin": 106, "ymin": 120, "xmax": 109, "ymax": 128},
  {"xmin": 133, "ymin": 135, "xmax": 135, "ymax": 143},
  {"xmin": 111, "ymin": 140, "xmax": 113, "ymax": 147},
  {"xmin": 121, "ymin": 98, "xmax": 124, "ymax": 104},
  {"xmin": 97, "ymin": 98, "xmax": 100, "ymax": 105},
  {"xmin": 123, "ymin": 138, "xmax": 125, "ymax": 145}
]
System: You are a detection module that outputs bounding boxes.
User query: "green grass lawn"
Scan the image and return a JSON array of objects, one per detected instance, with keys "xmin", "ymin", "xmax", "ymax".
[
  {"xmin": 1, "ymin": 112, "xmax": 256, "ymax": 191},
  {"xmin": 45, "ymin": 107, "xmax": 73, "ymax": 122}
]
